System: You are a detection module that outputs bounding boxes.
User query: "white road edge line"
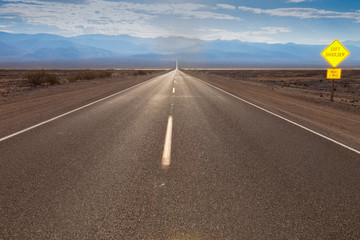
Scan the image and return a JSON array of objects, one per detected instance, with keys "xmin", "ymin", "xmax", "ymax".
[
  {"xmin": 196, "ymin": 78, "xmax": 360, "ymax": 155},
  {"xmin": 0, "ymin": 75, "xmax": 164, "ymax": 142},
  {"xmin": 162, "ymin": 115, "xmax": 173, "ymax": 169}
]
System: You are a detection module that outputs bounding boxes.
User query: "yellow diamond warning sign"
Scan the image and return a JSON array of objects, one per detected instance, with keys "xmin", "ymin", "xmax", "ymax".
[
  {"xmin": 327, "ymin": 68, "xmax": 341, "ymax": 79},
  {"xmin": 321, "ymin": 40, "xmax": 350, "ymax": 68}
]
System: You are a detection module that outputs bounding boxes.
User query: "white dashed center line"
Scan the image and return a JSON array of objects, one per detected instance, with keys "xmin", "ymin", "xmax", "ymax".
[{"xmin": 162, "ymin": 115, "xmax": 173, "ymax": 169}]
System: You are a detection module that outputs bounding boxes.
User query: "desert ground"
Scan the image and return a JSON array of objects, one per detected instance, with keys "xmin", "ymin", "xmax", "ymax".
[
  {"xmin": 0, "ymin": 69, "xmax": 163, "ymax": 100},
  {"xmin": 2, "ymin": 69, "xmax": 359, "ymax": 109},
  {"xmin": 185, "ymin": 69, "xmax": 360, "ymax": 111},
  {"xmin": 184, "ymin": 69, "xmax": 360, "ymax": 150},
  {"xmin": 0, "ymin": 69, "xmax": 167, "ymax": 138},
  {"xmin": 0, "ymin": 68, "xmax": 359, "ymax": 150}
]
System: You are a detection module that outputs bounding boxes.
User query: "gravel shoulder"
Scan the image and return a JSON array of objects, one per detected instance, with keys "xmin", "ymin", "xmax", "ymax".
[{"xmin": 184, "ymin": 70, "xmax": 360, "ymax": 152}]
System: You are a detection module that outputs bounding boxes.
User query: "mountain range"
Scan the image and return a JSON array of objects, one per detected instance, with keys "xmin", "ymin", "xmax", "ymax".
[{"xmin": 0, "ymin": 32, "xmax": 359, "ymax": 68}]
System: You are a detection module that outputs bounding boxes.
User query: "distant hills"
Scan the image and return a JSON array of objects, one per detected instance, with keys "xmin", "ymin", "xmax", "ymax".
[{"xmin": 0, "ymin": 32, "xmax": 359, "ymax": 68}]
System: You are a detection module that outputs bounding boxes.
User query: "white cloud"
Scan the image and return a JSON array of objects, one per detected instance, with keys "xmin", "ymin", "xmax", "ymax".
[
  {"xmin": 217, "ymin": 4, "xmax": 236, "ymax": 10},
  {"xmin": 118, "ymin": 2, "xmax": 241, "ymax": 20},
  {"xmin": 193, "ymin": 27, "xmax": 290, "ymax": 43},
  {"xmin": 238, "ymin": 6, "xmax": 360, "ymax": 22},
  {"xmin": 287, "ymin": 0, "xmax": 308, "ymax": 3},
  {"xmin": 252, "ymin": 27, "xmax": 291, "ymax": 35},
  {"xmin": 0, "ymin": 29, "xmax": 14, "ymax": 33},
  {"xmin": 0, "ymin": 16, "xmax": 17, "ymax": 19},
  {"xmin": 0, "ymin": 0, "xmax": 158, "ymax": 36},
  {"xmin": 0, "ymin": 0, "xmax": 241, "ymax": 36}
]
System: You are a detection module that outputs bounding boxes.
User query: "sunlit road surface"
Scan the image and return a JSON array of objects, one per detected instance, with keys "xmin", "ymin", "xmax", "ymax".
[{"xmin": 1, "ymin": 69, "xmax": 359, "ymax": 239}]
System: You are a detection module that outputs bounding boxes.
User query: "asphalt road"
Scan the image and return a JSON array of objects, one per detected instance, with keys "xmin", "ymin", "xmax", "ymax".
[{"xmin": 1, "ymin": 69, "xmax": 359, "ymax": 239}]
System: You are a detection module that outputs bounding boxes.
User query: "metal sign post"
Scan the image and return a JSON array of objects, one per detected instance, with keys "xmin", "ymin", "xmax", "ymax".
[{"xmin": 326, "ymin": 68, "xmax": 342, "ymax": 102}]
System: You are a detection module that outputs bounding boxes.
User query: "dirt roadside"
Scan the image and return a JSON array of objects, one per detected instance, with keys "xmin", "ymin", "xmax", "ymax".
[
  {"xmin": 0, "ymin": 70, "xmax": 167, "ymax": 138},
  {"xmin": 184, "ymin": 70, "xmax": 360, "ymax": 152}
]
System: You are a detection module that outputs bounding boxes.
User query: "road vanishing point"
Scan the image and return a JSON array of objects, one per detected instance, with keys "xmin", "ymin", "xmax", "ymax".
[{"xmin": 1, "ymin": 69, "xmax": 359, "ymax": 239}]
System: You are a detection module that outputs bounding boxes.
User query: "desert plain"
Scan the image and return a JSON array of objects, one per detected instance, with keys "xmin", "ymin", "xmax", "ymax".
[{"xmin": 0, "ymin": 68, "xmax": 359, "ymax": 150}]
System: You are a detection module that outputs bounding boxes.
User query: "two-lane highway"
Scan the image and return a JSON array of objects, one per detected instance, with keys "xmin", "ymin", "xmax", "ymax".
[{"xmin": 1, "ymin": 69, "xmax": 359, "ymax": 239}]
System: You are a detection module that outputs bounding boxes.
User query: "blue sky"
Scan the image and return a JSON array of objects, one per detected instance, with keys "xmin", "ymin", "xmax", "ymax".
[{"xmin": 0, "ymin": 0, "xmax": 359, "ymax": 44}]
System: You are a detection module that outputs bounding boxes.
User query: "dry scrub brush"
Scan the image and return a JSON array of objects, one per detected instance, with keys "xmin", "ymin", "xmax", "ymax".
[{"xmin": 27, "ymin": 70, "xmax": 60, "ymax": 86}]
